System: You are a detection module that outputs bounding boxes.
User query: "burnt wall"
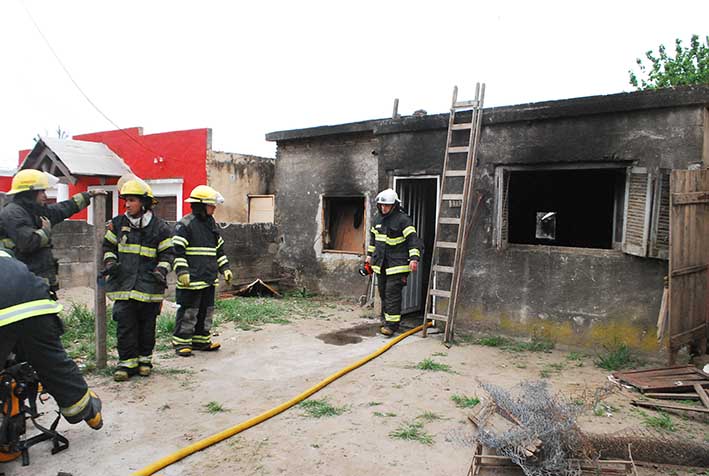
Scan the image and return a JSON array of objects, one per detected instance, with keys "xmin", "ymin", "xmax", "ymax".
[
  {"xmin": 207, "ymin": 151, "xmax": 275, "ymax": 223},
  {"xmin": 273, "ymin": 133, "xmax": 378, "ymax": 295}
]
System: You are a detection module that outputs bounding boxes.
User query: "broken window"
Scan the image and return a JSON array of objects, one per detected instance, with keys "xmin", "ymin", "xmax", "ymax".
[
  {"xmin": 322, "ymin": 196, "xmax": 366, "ymax": 254},
  {"xmin": 494, "ymin": 165, "xmax": 669, "ymax": 258}
]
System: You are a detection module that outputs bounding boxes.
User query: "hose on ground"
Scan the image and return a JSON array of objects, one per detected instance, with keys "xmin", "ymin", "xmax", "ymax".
[{"xmin": 132, "ymin": 322, "xmax": 430, "ymax": 476}]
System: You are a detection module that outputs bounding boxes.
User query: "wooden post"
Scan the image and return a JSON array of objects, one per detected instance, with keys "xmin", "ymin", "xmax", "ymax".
[{"xmin": 93, "ymin": 194, "xmax": 107, "ymax": 369}]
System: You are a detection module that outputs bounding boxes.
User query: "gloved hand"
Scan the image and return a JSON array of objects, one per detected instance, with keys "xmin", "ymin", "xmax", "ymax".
[
  {"xmin": 409, "ymin": 260, "xmax": 418, "ymax": 272},
  {"xmin": 223, "ymin": 269, "xmax": 233, "ymax": 284},
  {"xmin": 40, "ymin": 216, "xmax": 52, "ymax": 235},
  {"xmin": 88, "ymin": 189, "xmax": 108, "ymax": 197},
  {"xmin": 103, "ymin": 261, "xmax": 121, "ymax": 277},
  {"xmin": 151, "ymin": 268, "xmax": 167, "ymax": 285},
  {"xmin": 178, "ymin": 273, "xmax": 190, "ymax": 287}
]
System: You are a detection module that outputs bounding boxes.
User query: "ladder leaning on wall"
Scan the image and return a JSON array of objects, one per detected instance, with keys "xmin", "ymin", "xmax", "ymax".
[{"xmin": 422, "ymin": 84, "xmax": 485, "ymax": 343}]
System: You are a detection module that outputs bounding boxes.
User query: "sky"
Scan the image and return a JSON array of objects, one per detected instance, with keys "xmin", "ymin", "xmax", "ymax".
[{"xmin": 0, "ymin": 0, "xmax": 707, "ymax": 170}]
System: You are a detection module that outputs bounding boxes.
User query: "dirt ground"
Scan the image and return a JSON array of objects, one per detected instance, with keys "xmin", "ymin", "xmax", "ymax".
[{"xmin": 2, "ymin": 289, "xmax": 708, "ymax": 476}]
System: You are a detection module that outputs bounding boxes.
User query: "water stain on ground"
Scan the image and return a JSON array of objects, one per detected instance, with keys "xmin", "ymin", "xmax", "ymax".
[{"xmin": 316, "ymin": 323, "xmax": 380, "ymax": 346}]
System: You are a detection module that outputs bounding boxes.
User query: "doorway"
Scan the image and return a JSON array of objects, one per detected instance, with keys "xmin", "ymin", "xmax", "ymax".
[{"xmin": 394, "ymin": 176, "xmax": 439, "ymax": 315}]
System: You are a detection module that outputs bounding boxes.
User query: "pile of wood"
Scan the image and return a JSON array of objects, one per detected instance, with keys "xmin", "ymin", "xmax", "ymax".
[{"xmin": 611, "ymin": 365, "xmax": 709, "ymax": 414}]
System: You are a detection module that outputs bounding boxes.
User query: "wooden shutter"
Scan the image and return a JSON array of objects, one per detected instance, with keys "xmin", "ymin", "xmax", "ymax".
[
  {"xmin": 648, "ymin": 170, "xmax": 670, "ymax": 259},
  {"xmin": 494, "ymin": 167, "xmax": 509, "ymax": 251},
  {"xmin": 622, "ymin": 167, "xmax": 653, "ymax": 257}
]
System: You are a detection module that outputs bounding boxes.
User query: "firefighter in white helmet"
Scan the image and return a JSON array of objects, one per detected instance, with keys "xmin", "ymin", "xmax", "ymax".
[
  {"xmin": 366, "ymin": 188, "xmax": 422, "ymax": 336},
  {"xmin": 171, "ymin": 185, "xmax": 232, "ymax": 356},
  {"xmin": 102, "ymin": 176, "xmax": 174, "ymax": 381}
]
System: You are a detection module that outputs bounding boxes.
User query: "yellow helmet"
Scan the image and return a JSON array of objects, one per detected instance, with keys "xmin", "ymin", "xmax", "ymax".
[
  {"xmin": 119, "ymin": 179, "xmax": 154, "ymax": 198},
  {"xmin": 185, "ymin": 185, "xmax": 224, "ymax": 205},
  {"xmin": 7, "ymin": 169, "xmax": 59, "ymax": 195}
]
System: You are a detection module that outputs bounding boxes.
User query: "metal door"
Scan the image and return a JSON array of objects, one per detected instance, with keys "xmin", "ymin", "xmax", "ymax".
[{"xmin": 395, "ymin": 177, "xmax": 438, "ymax": 315}]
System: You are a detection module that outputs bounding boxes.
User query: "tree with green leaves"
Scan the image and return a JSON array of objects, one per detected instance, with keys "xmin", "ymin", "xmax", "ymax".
[{"xmin": 629, "ymin": 35, "xmax": 709, "ymax": 90}]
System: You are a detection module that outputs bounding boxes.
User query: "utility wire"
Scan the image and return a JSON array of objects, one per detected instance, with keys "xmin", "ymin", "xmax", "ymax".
[{"xmin": 18, "ymin": 0, "xmax": 164, "ymax": 158}]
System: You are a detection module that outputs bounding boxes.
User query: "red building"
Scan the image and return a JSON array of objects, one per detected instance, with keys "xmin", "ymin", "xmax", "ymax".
[{"xmin": 5, "ymin": 127, "xmax": 211, "ymax": 222}]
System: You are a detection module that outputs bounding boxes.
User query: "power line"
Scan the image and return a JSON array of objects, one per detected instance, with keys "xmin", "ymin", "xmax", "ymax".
[{"xmin": 17, "ymin": 0, "xmax": 164, "ymax": 159}]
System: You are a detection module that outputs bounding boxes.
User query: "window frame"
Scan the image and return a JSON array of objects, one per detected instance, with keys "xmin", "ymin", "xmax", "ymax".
[{"xmin": 320, "ymin": 194, "xmax": 367, "ymax": 255}]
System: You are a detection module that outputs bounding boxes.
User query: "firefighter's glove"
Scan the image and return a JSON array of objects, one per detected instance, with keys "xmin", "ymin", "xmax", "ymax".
[
  {"xmin": 178, "ymin": 273, "xmax": 190, "ymax": 287},
  {"xmin": 409, "ymin": 260, "xmax": 419, "ymax": 272},
  {"xmin": 34, "ymin": 216, "xmax": 52, "ymax": 247},
  {"xmin": 103, "ymin": 261, "xmax": 121, "ymax": 278},
  {"xmin": 223, "ymin": 269, "xmax": 233, "ymax": 284},
  {"xmin": 151, "ymin": 268, "xmax": 167, "ymax": 285}
]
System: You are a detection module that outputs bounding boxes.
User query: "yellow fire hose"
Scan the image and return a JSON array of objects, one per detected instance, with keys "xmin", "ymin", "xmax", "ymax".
[{"xmin": 132, "ymin": 323, "xmax": 431, "ymax": 476}]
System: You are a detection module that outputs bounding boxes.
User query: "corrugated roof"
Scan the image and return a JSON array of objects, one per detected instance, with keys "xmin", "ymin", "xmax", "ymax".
[{"xmin": 34, "ymin": 137, "xmax": 132, "ymax": 177}]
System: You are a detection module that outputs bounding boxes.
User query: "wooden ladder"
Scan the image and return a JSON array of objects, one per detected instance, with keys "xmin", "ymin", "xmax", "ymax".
[{"xmin": 422, "ymin": 84, "xmax": 485, "ymax": 343}]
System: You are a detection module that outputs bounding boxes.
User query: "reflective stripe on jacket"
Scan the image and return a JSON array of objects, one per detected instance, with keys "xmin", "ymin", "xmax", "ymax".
[
  {"xmin": 173, "ymin": 214, "xmax": 230, "ymax": 290},
  {"xmin": 103, "ymin": 214, "xmax": 174, "ymax": 302},
  {"xmin": 367, "ymin": 207, "xmax": 421, "ymax": 275},
  {"xmin": 0, "ymin": 249, "xmax": 62, "ymax": 328}
]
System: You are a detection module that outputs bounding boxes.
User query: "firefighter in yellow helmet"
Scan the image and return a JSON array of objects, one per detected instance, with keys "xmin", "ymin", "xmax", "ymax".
[
  {"xmin": 102, "ymin": 177, "xmax": 173, "ymax": 381},
  {"xmin": 172, "ymin": 185, "xmax": 232, "ymax": 356},
  {"xmin": 0, "ymin": 169, "xmax": 106, "ymax": 297}
]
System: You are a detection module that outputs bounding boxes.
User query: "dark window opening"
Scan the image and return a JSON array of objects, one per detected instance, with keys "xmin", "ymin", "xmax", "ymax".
[
  {"xmin": 104, "ymin": 191, "xmax": 114, "ymax": 223},
  {"xmin": 322, "ymin": 196, "xmax": 365, "ymax": 253},
  {"xmin": 508, "ymin": 169, "xmax": 623, "ymax": 249},
  {"xmin": 153, "ymin": 196, "xmax": 177, "ymax": 221}
]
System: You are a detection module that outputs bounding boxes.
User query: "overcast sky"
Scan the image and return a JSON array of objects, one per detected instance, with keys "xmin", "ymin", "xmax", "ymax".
[{"xmin": 0, "ymin": 0, "xmax": 707, "ymax": 170}]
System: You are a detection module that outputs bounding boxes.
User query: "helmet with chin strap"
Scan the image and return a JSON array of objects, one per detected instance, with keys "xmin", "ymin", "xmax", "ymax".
[{"xmin": 375, "ymin": 188, "xmax": 400, "ymax": 205}]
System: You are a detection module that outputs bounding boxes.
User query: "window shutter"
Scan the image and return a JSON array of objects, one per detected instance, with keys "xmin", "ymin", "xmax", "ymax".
[
  {"xmin": 648, "ymin": 170, "xmax": 670, "ymax": 259},
  {"xmin": 622, "ymin": 167, "xmax": 653, "ymax": 257},
  {"xmin": 494, "ymin": 167, "xmax": 509, "ymax": 251}
]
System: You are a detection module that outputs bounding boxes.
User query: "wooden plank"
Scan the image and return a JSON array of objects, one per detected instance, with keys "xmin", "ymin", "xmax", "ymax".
[
  {"xmin": 426, "ymin": 313, "xmax": 448, "ymax": 321},
  {"xmin": 613, "ymin": 364, "xmax": 697, "ymax": 376},
  {"xmin": 436, "ymin": 241, "xmax": 458, "ymax": 249},
  {"xmin": 439, "ymin": 217, "xmax": 461, "ymax": 224},
  {"xmin": 93, "ymin": 194, "xmax": 107, "ymax": 369},
  {"xmin": 632, "ymin": 399, "xmax": 709, "ymax": 413},
  {"xmin": 645, "ymin": 392, "xmax": 700, "ymax": 400},
  {"xmin": 445, "ymin": 170, "xmax": 467, "ymax": 177},
  {"xmin": 694, "ymin": 383, "xmax": 709, "ymax": 409},
  {"xmin": 453, "ymin": 99, "xmax": 480, "ymax": 109},
  {"xmin": 671, "ymin": 191, "xmax": 709, "ymax": 205},
  {"xmin": 433, "ymin": 265, "xmax": 455, "ymax": 273},
  {"xmin": 671, "ymin": 264, "xmax": 708, "ymax": 278},
  {"xmin": 442, "ymin": 194, "xmax": 464, "ymax": 201},
  {"xmin": 430, "ymin": 289, "xmax": 451, "ymax": 298},
  {"xmin": 451, "ymin": 123, "xmax": 473, "ymax": 130},
  {"xmin": 448, "ymin": 146, "xmax": 470, "ymax": 154}
]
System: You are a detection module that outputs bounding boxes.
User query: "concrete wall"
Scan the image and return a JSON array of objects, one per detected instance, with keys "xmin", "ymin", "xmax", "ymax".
[
  {"xmin": 267, "ymin": 86, "xmax": 709, "ymax": 352},
  {"xmin": 207, "ymin": 151, "xmax": 275, "ymax": 223},
  {"xmin": 273, "ymin": 133, "xmax": 378, "ymax": 295},
  {"xmin": 49, "ymin": 220, "xmax": 281, "ymax": 294}
]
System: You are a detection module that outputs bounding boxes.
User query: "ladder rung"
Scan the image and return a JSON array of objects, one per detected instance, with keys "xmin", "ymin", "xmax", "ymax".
[
  {"xmin": 426, "ymin": 313, "xmax": 449, "ymax": 322},
  {"xmin": 453, "ymin": 100, "xmax": 479, "ymax": 109},
  {"xmin": 433, "ymin": 265, "xmax": 454, "ymax": 273},
  {"xmin": 439, "ymin": 217, "xmax": 460, "ymax": 225},
  {"xmin": 448, "ymin": 146, "xmax": 470, "ymax": 154},
  {"xmin": 436, "ymin": 241, "xmax": 458, "ymax": 249},
  {"xmin": 451, "ymin": 123, "xmax": 473, "ymax": 130},
  {"xmin": 430, "ymin": 289, "xmax": 451, "ymax": 298},
  {"xmin": 442, "ymin": 194, "xmax": 464, "ymax": 201},
  {"xmin": 445, "ymin": 170, "xmax": 467, "ymax": 177}
]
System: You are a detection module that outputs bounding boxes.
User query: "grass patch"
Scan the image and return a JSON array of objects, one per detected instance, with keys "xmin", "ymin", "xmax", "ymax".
[
  {"xmin": 451, "ymin": 394, "xmax": 480, "ymax": 408},
  {"xmin": 373, "ymin": 411, "xmax": 397, "ymax": 417},
  {"xmin": 415, "ymin": 358, "xmax": 452, "ymax": 372},
  {"xmin": 367, "ymin": 401, "xmax": 382, "ymax": 407},
  {"xmin": 594, "ymin": 341, "xmax": 636, "ymax": 371},
  {"xmin": 642, "ymin": 411, "xmax": 675, "ymax": 432},
  {"xmin": 505, "ymin": 337, "xmax": 554, "ymax": 353},
  {"xmin": 566, "ymin": 352, "xmax": 584, "ymax": 361},
  {"xmin": 216, "ymin": 295, "xmax": 323, "ymax": 331},
  {"xmin": 389, "ymin": 421, "xmax": 433, "ymax": 445},
  {"xmin": 417, "ymin": 411, "xmax": 443, "ymax": 422},
  {"xmin": 204, "ymin": 401, "xmax": 228, "ymax": 414},
  {"xmin": 156, "ymin": 312, "xmax": 176, "ymax": 339},
  {"xmin": 476, "ymin": 336, "xmax": 508, "ymax": 347},
  {"xmin": 299, "ymin": 398, "xmax": 348, "ymax": 418}
]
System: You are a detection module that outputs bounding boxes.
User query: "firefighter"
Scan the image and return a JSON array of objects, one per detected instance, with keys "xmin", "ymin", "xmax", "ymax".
[
  {"xmin": 366, "ymin": 188, "xmax": 422, "ymax": 336},
  {"xmin": 0, "ymin": 169, "xmax": 106, "ymax": 297},
  {"xmin": 0, "ymin": 247, "xmax": 102, "ymax": 430},
  {"xmin": 172, "ymin": 185, "xmax": 232, "ymax": 356},
  {"xmin": 102, "ymin": 177, "xmax": 173, "ymax": 381}
]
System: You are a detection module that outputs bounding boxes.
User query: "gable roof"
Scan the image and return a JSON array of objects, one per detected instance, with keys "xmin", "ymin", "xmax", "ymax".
[{"xmin": 20, "ymin": 137, "xmax": 132, "ymax": 183}]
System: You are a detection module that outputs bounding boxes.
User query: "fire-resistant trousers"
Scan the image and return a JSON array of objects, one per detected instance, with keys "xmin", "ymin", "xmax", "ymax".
[
  {"xmin": 376, "ymin": 269, "xmax": 408, "ymax": 330},
  {"xmin": 173, "ymin": 286, "xmax": 216, "ymax": 350},
  {"xmin": 0, "ymin": 314, "xmax": 88, "ymax": 414},
  {"xmin": 113, "ymin": 299, "xmax": 161, "ymax": 372}
]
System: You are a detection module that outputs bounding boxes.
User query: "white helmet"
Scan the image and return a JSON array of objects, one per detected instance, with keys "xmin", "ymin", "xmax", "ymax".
[{"xmin": 375, "ymin": 188, "xmax": 400, "ymax": 205}]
